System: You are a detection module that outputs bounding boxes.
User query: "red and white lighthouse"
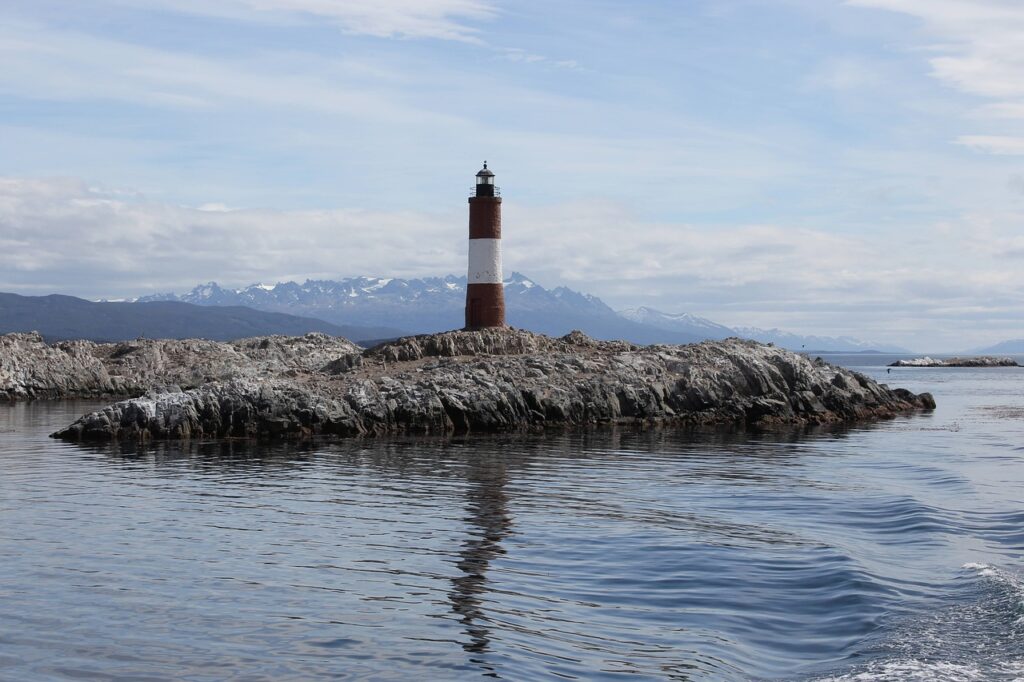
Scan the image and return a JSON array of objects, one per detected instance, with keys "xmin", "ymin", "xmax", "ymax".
[{"xmin": 465, "ymin": 162, "xmax": 506, "ymax": 329}]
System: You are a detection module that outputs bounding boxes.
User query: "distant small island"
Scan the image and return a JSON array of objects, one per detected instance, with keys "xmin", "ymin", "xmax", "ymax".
[{"xmin": 889, "ymin": 356, "xmax": 1019, "ymax": 368}]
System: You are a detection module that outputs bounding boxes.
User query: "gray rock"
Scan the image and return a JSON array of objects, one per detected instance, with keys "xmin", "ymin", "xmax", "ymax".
[
  {"xmin": 1, "ymin": 332, "xmax": 361, "ymax": 400},
  {"xmin": 44, "ymin": 329, "xmax": 936, "ymax": 442}
]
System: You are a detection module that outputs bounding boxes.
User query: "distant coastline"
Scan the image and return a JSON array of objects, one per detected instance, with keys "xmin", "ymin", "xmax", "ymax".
[{"xmin": 889, "ymin": 356, "xmax": 1019, "ymax": 368}]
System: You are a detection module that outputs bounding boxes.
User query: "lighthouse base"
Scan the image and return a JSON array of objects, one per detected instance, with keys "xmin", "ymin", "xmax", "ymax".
[{"xmin": 464, "ymin": 283, "xmax": 506, "ymax": 329}]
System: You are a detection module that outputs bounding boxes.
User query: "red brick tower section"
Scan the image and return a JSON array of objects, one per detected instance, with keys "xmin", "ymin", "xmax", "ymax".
[{"xmin": 465, "ymin": 162, "xmax": 506, "ymax": 329}]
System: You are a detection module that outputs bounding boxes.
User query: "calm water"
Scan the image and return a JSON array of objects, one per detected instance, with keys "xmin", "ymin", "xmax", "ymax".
[{"xmin": 1, "ymin": 357, "xmax": 1023, "ymax": 681}]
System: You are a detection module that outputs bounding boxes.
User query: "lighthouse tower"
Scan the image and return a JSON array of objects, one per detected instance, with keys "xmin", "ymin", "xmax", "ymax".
[{"xmin": 465, "ymin": 162, "xmax": 506, "ymax": 329}]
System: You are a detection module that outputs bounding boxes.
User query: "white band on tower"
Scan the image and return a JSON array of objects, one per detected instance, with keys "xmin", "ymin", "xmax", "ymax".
[{"xmin": 468, "ymin": 238, "xmax": 502, "ymax": 284}]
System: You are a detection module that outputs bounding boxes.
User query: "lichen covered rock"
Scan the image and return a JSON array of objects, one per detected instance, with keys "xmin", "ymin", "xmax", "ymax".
[
  {"xmin": 1, "ymin": 332, "xmax": 361, "ymax": 400},
  {"xmin": 48, "ymin": 329, "xmax": 935, "ymax": 442}
]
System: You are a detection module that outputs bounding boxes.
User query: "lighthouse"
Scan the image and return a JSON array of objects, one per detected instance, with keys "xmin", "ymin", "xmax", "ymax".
[{"xmin": 465, "ymin": 162, "xmax": 506, "ymax": 329}]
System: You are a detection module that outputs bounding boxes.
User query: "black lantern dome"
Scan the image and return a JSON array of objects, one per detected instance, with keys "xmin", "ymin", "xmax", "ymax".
[{"xmin": 475, "ymin": 161, "xmax": 496, "ymax": 197}]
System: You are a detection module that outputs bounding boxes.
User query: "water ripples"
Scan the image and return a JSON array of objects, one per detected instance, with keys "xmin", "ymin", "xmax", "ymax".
[{"xmin": 1, "ymin": 366, "xmax": 1023, "ymax": 680}]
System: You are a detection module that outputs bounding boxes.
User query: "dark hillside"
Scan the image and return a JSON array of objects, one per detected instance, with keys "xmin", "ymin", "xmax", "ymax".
[{"xmin": 0, "ymin": 292, "xmax": 404, "ymax": 342}]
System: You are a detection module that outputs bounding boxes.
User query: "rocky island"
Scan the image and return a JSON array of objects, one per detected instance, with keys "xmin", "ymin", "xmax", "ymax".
[
  {"xmin": 889, "ymin": 356, "xmax": 1019, "ymax": 368},
  {"xmin": 1, "ymin": 329, "xmax": 935, "ymax": 442}
]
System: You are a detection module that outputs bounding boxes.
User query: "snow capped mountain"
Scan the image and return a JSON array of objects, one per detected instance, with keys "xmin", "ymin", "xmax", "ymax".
[
  {"xmin": 618, "ymin": 306, "xmax": 734, "ymax": 338},
  {"xmin": 731, "ymin": 327, "xmax": 909, "ymax": 353},
  {"xmin": 145, "ymin": 275, "xmax": 466, "ymax": 307},
  {"xmin": 617, "ymin": 307, "xmax": 908, "ymax": 352},
  {"xmin": 138, "ymin": 274, "xmax": 707, "ymax": 344},
  {"xmin": 139, "ymin": 277, "xmax": 907, "ymax": 350}
]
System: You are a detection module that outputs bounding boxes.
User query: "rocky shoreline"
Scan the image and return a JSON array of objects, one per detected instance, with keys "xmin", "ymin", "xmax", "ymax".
[
  {"xmin": 889, "ymin": 356, "xmax": 1019, "ymax": 368},
  {"xmin": 2, "ymin": 329, "xmax": 935, "ymax": 442},
  {"xmin": 0, "ymin": 327, "xmax": 937, "ymax": 440}
]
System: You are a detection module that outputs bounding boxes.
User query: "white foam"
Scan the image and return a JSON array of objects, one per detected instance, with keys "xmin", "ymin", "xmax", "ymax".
[
  {"xmin": 963, "ymin": 561, "xmax": 1024, "ymax": 626},
  {"xmin": 817, "ymin": 566, "xmax": 1024, "ymax": 681},
  {"xmin": 963, "ymin": 562, "xmax": 998, "ymax": 577},
  {"xmin": 963, "ymin": 561, "xmax": 1024, "ymax": 594},
  {"xmin": 815, "ymin": 660, "xmax": 985, "ymax": 681},
  {"xmin": 819, "ymin": 659, "xmax": 1024, "ymax": 682}
]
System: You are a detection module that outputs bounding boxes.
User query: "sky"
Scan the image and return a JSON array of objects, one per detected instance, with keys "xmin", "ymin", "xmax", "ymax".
[{"xmin": 1, "ymin": 0, "xmax": 1023, "ymax": 351}]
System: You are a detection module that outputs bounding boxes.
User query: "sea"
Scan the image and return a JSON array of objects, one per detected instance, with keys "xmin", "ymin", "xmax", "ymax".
[{"xmin": 1, "ymin": 354, "xmax": 1022, "ymax": 681}]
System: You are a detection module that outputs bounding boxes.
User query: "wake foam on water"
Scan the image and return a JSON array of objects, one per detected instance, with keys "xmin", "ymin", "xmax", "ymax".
[
  {"xmin": 963, "ymin": 561, "xmax": 1024, "ymax": 624},
  {"xmin": 815, "ymin": 659, "xmax": 1018, "ymax": 682},
  {"xmin": 809, "ymin": 563, "xmax": 1024, "ymax": 681}
]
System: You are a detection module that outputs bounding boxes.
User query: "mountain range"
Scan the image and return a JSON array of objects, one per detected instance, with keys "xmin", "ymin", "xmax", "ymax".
[
  {"xmin": 618, "ymin": 306, "xmax": 909, "ymax": 353},
  {"xmin": 136, "ymin": 274, "xmax": 910, "ymax": 352},
  {"xmin": 973, "ymin": 339, "xmax": 1024, "ymax": 354},
  {"xmin": 137, "ymin": 274, "xmax": 704, "ymax": 345},
  {"xmin": 0, "ymin": 292, "xmax": 395, "ymax": 343}
]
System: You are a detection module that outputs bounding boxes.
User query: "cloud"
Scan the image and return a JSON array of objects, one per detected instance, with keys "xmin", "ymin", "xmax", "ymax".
[
  {"xmin": 498, "ymin": 48, "xmax": 581, "ymax": 70},
  {"xmin": 847, "ymin": 0, "xmax": 1024, "ymax": 152},
  {"xmin": 1009, "ymin": 174, "xmax": 1024, "ymax": 196},
  {"xmin": 0, "ymin": 176, "xmax": 463, "ymax": 295},
  {"xmin": 503, "ymin": 199, "xmax": 1024, "ymax": 349},
  {"xmin": 506, "ymin": 201, "xmax": 868, "ymax": 289},
  {"xmin": 0, "ymin": 20, "xmax": 467, "ymax": 126},
  {"xmin": 4, "ymin": 4, "xmax": 1024, "ymax": 350},
  {"xmin": 956, "ymin": 135, "xmax": 1024, "ymax": 155},
  {"xmin": 978, "ymin": 103, "xmax": 1024, "ymax": 119},
  {"xmin": 116, "ymin": 0, "xmax": 497, "ymax": 42},
  {"xmin": 5, "ymin": 175, "xmax": 1020, "ymax": 349},
  {"xmin": 806, "ymin": 56, "xmax": 883, "ymax": 91}
]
